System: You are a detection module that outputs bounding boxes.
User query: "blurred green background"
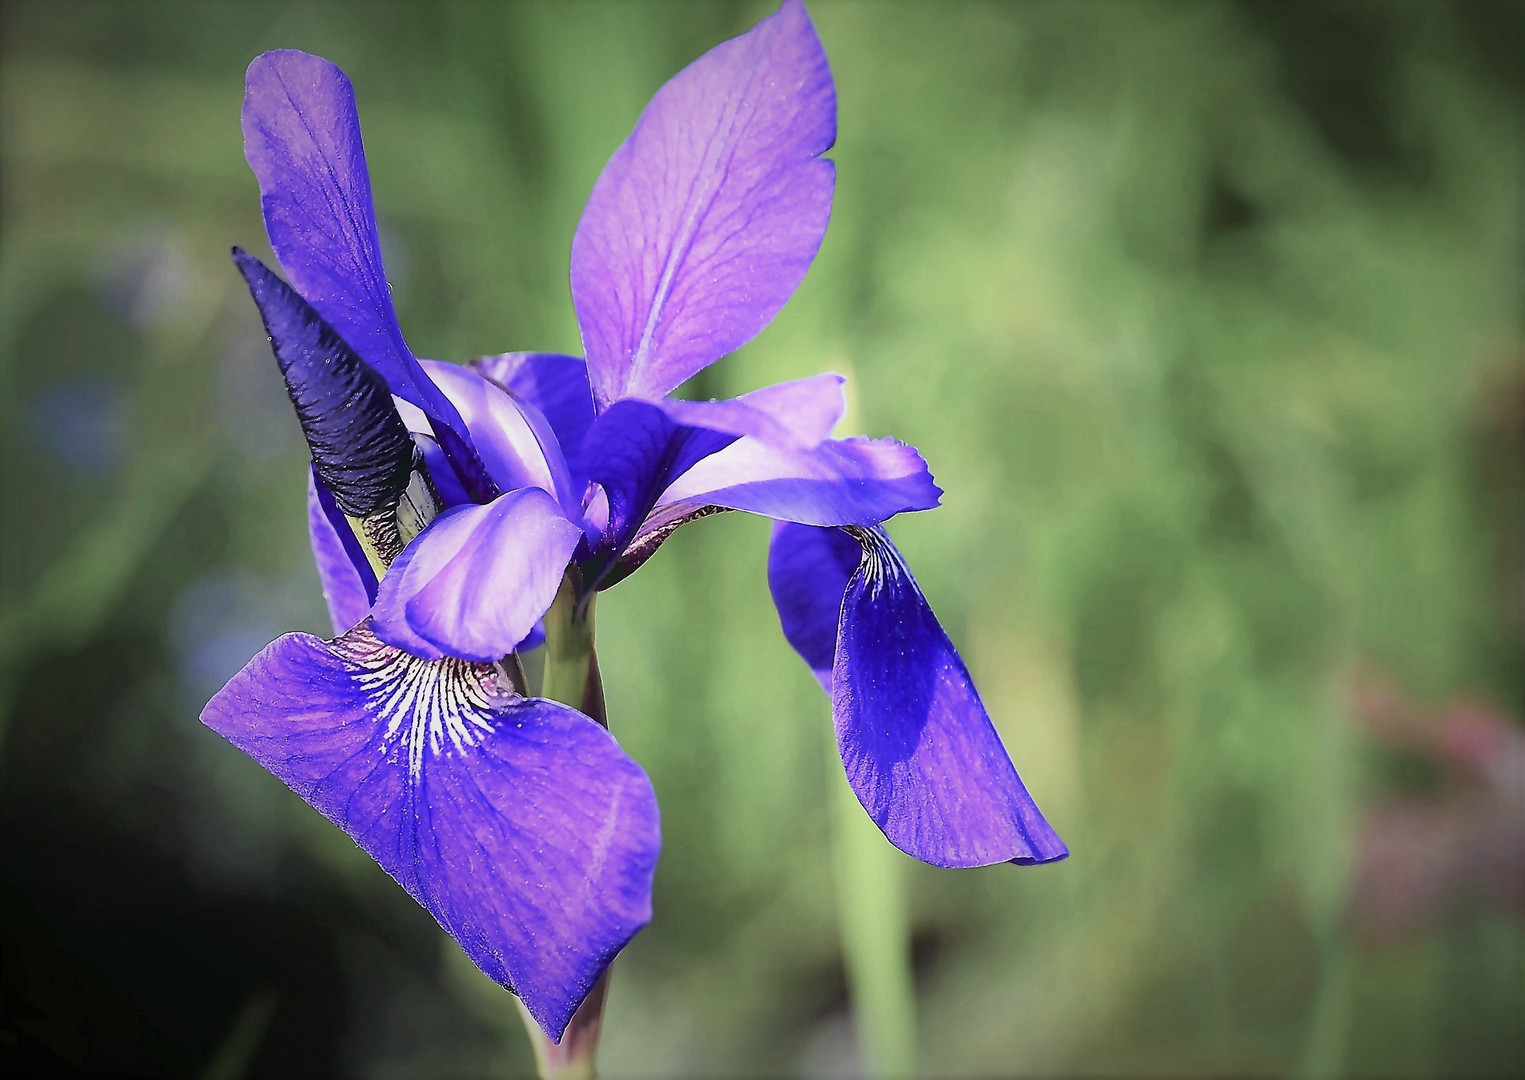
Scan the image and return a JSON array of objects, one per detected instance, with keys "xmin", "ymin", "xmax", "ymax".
[{"xmin": 2, "ymin": 1, "xmax": 1521, "ymax": 1076}]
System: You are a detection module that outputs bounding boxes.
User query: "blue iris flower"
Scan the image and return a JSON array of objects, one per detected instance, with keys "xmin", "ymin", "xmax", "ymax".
[{"xmin": 205, "ymin": 0, "xmax": 1064, "ymax": 1045}]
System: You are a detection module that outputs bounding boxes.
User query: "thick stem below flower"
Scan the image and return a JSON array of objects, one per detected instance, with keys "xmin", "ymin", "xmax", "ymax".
[
  {"xmin": 540, "ymin": 572, "xmax": 599, "ymax": 723},
  {"xmin": 516, "ymin": 971, "xmax": 611, "ymax": 1080},
  {"xmin": 514, "ymin": 570, "xmax": 611, "ymax": 1078}
]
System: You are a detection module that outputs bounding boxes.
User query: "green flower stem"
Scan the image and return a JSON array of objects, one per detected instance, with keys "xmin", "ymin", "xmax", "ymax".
[
  {"xmin": 540, "ymin": 572, "xmax": 599, "ymax": 722},
  {"xmin": 514, "ymin": 570, "xmax": 610, "ymax": 1080},
  {"xmin": 515, "ymin": 974, "xmax": 610, "ymax": 1080},
  {"xmin": 830, "ymin": 740, "xmax": 918, "ymax": 1079}
]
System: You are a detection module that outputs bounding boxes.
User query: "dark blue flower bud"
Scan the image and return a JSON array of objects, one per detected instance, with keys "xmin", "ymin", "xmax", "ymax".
[{"xmin": 233, "ymin": 248, "xmax": 414, "ymax": 519}]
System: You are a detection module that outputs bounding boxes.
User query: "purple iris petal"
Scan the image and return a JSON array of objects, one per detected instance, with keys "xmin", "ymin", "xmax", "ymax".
[
  {"xmin": 582, "ymin": 400, "xmax": 740, "ymax": 562},
  {"xmin": 201, "ymin": 624, "xmax": 661, "ymax": 1040},
  {"xmin": 646, "ymin": 434, "xmax": 941, "ymax": 532},
  {"xmin": 570, "ymin": 0, "xmax": 835, "ymax": 408},
  {"xmin": 372, "ymin": 488, "xmax": 583, "ymax": 662},
  {"xmin": 518, "ymin": 621, "xmax": 547, "ymax": 653},
  {"xmin": 581, "ymin": 373, "xmax": 853, "ymax": 562},
  {"xmin": 411, "ymin": 430, "xmax": 471, "ymax": 509},
  {"xmin": 768, "ymin": 524, "xmax": 1068, "ymax": 868},
  {"xmin": 242, "ymin": 50, "xmax": 496, "ymax": 504},
  {"xmin": 765, "ymin": 520, "xmax": 859, "ymax": 690},
  {"xmin": 722, "ymin": 372, "xmax": 845, "ymax": 446},
  {"xmin": 418, "ymin": 360, "xmax": 578, "ymax": 519},
  {"xmin": 307, "ymin": 471, "xmax": 374, "ymax": 634},
  {"xmin": 655, "ymin": 373, "xmax": 846, "ymax": 449},
  {"xmin": 472, "ymin": 353, "xmax": 596, "ymax": 489},
  {"xmin": 241, "ymin": 52, "xmax": 402, "ymax": 392}
]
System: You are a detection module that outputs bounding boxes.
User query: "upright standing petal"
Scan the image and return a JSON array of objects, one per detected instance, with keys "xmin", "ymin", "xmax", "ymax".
[
  {"xmin": 472, "ymin": 353, "xmax": 597, "ymax": 490},
  {"xmin": 201, "ymin": 625, "xmax": 661, "ymax": 1040},
  {"xmin": 419, "ymin": 360, "xmax": 578, "ymax": 518},
  {"xmin": 571, "ymin": 0, "xmax": 836, "ymax": 408},
  {"xmin": 242, "ymin": 50, "xmax": 496, "ymax": 503},
  {"xmin": 242, "ymin": 52, "xmax": 408, "ymax": 394},
  {"xmin": 768, "ymin": 525, "xmax": 1067, "ymax": 868}
]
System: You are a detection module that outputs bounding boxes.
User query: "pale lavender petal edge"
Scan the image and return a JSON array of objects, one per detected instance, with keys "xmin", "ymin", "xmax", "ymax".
[
  {"xmin": 371, "ymin": 489, "xmax": 582, "ymax": 663},
  {"xmin": 570, "ymin": 0, "xmax": 836, "ymax": 408}
]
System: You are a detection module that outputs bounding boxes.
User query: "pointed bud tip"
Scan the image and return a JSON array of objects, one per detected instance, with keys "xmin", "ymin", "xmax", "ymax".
[
  {"xmin": 230, "ymin": 246, "xmax": 415, "ymax": 519},
  {"xmin": 231, "ymin": 248, "xmax": 284, "ymax": 312}
]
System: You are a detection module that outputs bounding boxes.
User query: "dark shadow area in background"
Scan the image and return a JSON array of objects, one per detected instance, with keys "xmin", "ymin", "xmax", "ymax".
[{"xmin": 0, "ymin": 632, "xmax": 360, "ymax": 1076}]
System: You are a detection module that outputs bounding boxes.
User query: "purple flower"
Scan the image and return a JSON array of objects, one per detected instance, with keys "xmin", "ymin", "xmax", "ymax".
[
  {"xmin": 540, "ymin": 0, "xmax": 1063, "ymax": 869},
  {"xmin": 208, "ymin": 0, "xmax": 1064, "ymax": 1045},
  {"xmin": 208, "ymin": 251, "xmax": 658, "ymax": 1042}
]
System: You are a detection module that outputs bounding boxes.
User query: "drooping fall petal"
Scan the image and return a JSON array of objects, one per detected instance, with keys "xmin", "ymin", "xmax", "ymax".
[
  {"xmin": 768, "ymin": 523, "xmax": 1067, "ymax": 868},
  {"xmin": 201, "ymin": 624, "xmax": 661, "ymax": 1041},
  {"xmin": 766, "ymin": 520, "xmax": 859, "ymax": 690}
]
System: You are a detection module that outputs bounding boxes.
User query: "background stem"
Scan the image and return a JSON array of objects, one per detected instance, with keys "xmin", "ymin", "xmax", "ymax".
[{"xmin": 830, "ymin": 740, "xmax": 918, "ymax": 1079}]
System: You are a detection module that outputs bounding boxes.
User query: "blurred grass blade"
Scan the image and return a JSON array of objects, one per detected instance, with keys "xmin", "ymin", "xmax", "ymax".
[
  {"xmin": 1295, "ymin": 942, "xmax": 1355, "ymax": 1080},
  {"xmin": 198, "ymin": 987, "xmax": 278, "ymax": 1080},
  {"xmin": 831, "ymin": 735, "xmax": 918, "ymax": 1080}
]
